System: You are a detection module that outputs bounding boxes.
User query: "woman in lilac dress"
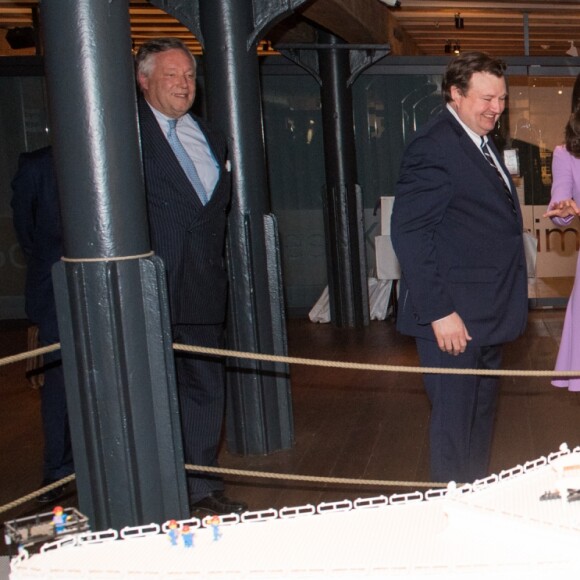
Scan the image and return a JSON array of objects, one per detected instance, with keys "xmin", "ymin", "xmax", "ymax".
[{"xmin": 545, "ymin": 104, "xmax": 580, "ymax": 390}]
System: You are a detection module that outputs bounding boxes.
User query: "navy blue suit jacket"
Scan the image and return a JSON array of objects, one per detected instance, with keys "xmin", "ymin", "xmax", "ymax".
[
  {"xmin": 138, "ymin": 98, "xmax": 231, "ymax": 325},
  {"xmin": 391, "ymin": 108, "xmax": 528, "ymax": 346},
  {"xmin": 11, "ymin": 146, "xmax": 62, "ymax": 339}
]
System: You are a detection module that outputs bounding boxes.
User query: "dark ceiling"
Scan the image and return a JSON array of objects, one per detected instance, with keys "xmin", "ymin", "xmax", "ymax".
[{"xmin": 1, "ymin": 0, "xmax": 580, "ymax": 58}]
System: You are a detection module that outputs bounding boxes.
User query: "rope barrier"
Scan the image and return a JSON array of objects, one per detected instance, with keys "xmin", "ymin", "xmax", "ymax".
[
  {"xmin": 0, "ymin": 474, "xmax": 76, "ymax": 515},
  {"xmin": 0, "ymin": 343, "xmax": 61, "ymax": 367},
  {"xmin": 174, "ymin": 343, "xmax": 580, "ymax": 378},
  {"xmin": 184, "ymin": 463, "xmax": 448, "ymax": 489},
  {"xmin": 0, "ymin": 464, "xmax": 447, "ymax": 517},
  {"xmin": 3, "ymin": 341, "xmax": 580, "ymax": 378},
  {"xmin": 0, "ymin": 338, "xmax": 575, "ymax": 514},
  {"xmin": 60, "ymin": 251, "xmax": 154, "ymax": 263}
]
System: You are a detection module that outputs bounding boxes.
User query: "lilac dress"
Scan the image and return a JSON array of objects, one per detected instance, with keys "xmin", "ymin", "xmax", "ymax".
[{"xmin": 550, "ymin": 145, "xmax": 580, "ymax": 390}]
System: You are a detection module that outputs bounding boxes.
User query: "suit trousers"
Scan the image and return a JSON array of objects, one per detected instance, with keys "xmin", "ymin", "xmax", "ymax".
[
  {"xmin": 38, "ymin": 326, "xmax": 73, "ymax": 483},
  {"xmin": 172, "ymin": 323, "xmax": 226, "ymax": 502},
  {"xmin": 416, "ymin": 338, "xmax": 502, "ymax": 485}
]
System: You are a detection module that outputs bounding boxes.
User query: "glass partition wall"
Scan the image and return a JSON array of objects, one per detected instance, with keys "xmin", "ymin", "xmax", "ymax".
[
  {"xmin": 509, "ymin": 75, "xmax": 578, "ymax": 306},
  {"xmin": 262, "ymin": 59, "xmax": 580, "ymax": 316},
  {"xmin": 1, "ymin": 57, "xmax": 578, "ymax": 318}
]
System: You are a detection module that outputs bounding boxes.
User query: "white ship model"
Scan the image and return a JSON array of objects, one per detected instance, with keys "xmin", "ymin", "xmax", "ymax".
[{"xmin": 7, "ymin": 444, "xmax": 580, "ymax": 579}]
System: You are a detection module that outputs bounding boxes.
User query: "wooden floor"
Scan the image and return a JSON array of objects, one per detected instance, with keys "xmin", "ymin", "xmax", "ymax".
[{"xmin": 1, "ymin": 307, "xmax": 580, "ymax": 552}]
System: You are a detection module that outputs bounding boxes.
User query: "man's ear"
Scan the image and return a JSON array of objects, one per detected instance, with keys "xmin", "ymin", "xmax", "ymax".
[
  {"xmin": 449, "ymin": 85, "xmax": 463, "ymax": 103},
  {"xmin": 137, "ymin": 73, "xmax": 148, "ymax": 91}
]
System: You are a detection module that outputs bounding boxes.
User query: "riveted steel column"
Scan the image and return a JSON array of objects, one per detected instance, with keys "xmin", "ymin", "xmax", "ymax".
[
  {"xmin": 318, "ymin": 31, "xmax": 369, "ymax": 328},
  {"xmin": 199, "ymin": 0, "xmax": 294, "ymax": 455},
  {"xmin": 42, "ymin": 0, "xmax": 189, "ymax": 529}
]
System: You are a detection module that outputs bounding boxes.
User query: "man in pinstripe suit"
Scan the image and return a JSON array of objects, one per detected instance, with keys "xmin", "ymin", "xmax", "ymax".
[{"xmin": 136, "ymin": 38, "xmax": 246, "ymax": 516}]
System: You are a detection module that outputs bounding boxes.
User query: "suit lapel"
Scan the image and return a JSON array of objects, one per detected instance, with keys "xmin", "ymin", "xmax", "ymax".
[{"xmin": 445, "ymin": 110, "xmax": 522, "ymax": 225}]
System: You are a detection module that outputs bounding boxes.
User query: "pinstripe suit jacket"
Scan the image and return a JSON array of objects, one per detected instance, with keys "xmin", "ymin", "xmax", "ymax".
[{"xmin": 138, "ymin": 97, "xmax": 231, "ymax": 325}]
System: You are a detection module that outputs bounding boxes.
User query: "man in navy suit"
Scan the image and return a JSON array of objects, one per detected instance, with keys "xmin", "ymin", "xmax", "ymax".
[
  {"xmin": 391, "ymin": 52, "xmax": 528, "ymax": 484},
  {"xmin": 11, "ymin": 146, "xmax": 74, "ymax": 502},
  {"xmin": 135, "ymin": 38, "xmax": 245, "ymax": 515}
]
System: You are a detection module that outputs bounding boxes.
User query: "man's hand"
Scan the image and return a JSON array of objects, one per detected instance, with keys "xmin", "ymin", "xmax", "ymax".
[{"xmin": 431, "ymin": 312, "xmax": 472, "ymax": 355}]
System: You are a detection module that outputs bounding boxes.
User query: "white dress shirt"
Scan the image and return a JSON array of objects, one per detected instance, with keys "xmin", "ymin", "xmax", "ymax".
[
  {"xmin": 446, "ymin": 103, "xmax": 511, "ymax": 188},
  {"xmin": 149, "ymin": 103, "xmax": 219, "ymax": 197}
]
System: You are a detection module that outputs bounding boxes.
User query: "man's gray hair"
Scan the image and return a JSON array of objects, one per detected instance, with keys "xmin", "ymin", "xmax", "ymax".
[{"xmin": 135, "ymin": 37, "xmax": 196, "ymax": 78}]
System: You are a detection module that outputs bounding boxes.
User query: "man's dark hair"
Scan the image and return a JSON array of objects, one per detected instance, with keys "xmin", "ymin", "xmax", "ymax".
[
  {"xmin": 135, "ymin": 37, "xmax": 196, "ymax": 78},
  {"xmin": 442, "ymin": 51, "xmax": 507, "ymax": 103}
]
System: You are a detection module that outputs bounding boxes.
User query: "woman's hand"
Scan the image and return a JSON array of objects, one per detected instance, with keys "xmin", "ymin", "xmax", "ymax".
[{"xmin": 543, "ymin": 199, "xmax": 580, "ymax": 219}]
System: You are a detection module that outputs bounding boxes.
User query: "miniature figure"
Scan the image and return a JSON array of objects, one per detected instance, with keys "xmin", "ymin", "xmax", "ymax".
[
  {"xmin": 4, "ymin": 507, "xmax": 88, "ymax": 551},
  {"xmin": 181, "ymin": 524, "xmax": 194, "ymax": 548},
  {"xmin": 51, "ymin": 506, "xmax": 68, "ymax": 533},
  {"xmin": 207, "ymin": 515, "xmax": 221, "ymax": 542},
  {"xmin": 167, "ymin": 519, "xmax": 180, "ymax": 546}
]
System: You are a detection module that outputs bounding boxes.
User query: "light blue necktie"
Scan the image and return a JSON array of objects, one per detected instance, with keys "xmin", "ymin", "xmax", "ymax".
[{"xmin": 166, "ymin": 118, "xmax": 208, "ymax": 205}]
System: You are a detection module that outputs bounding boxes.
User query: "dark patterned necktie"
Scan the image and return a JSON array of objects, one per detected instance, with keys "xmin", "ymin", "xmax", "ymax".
[{"xmin": 480, "ymin": 137, "xmax": 516, "ymax": 215}]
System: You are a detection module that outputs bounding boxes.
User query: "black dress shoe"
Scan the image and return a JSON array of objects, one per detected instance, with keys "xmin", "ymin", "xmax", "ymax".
[
  {"xmin": 36, "ymin": 482, "xmax": 68, "ymax": 504},
  {"xmin": 190, "ymin": 491, "xmax": 247, "ymax": 516}
]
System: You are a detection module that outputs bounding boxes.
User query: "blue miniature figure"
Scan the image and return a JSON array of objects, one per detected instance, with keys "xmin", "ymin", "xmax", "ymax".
[
  {"xmin": 208, "ymin": 515, "xmax": 221, "ymax": 542},
  {"xmin": 167, "ymin": 519, "xmax": 180, "ymax": 546},
  {"xmin": 181, "ymin": 524, "xmax": 194, "ymax": 548},
  {"xmin": 51, "ymin": 506, "xmax": 67, "ymax": 533}
]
